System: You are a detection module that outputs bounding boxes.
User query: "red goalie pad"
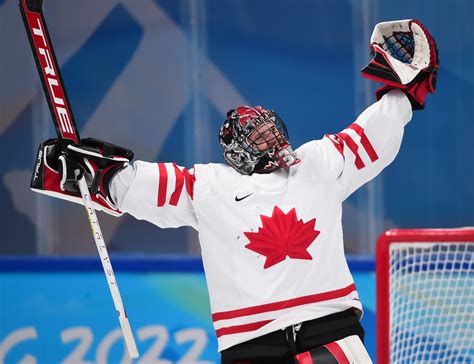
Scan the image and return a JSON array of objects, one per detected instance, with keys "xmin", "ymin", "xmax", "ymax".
[{"xmin": 295, "ymin": 335, "xmax": 372, "ymax": 364}]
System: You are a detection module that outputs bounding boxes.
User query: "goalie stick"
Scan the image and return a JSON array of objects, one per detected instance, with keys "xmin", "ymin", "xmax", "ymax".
[{"xmin": 19, "ymin": 0, "xmax": 139, "ymax": 358}]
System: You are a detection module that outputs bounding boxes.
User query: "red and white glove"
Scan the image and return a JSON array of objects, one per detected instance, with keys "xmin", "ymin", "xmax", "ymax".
[
  {"xmin": 360, "ymin": 19, "xmax": 439, "ymax": 110},
  {"xmin": 31, "ymin": 138, "xmax": 134, "ymax": 216}
]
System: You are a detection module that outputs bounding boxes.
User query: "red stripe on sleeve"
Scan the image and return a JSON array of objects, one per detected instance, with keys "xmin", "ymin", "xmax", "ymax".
[
  {"xmin": 348, "ymin": 124, "xmax": 379, "ymax": 162},
  {"xmin": 324, "ymin": 342, "xmax": 350, "ymax": 364},
  {"xmin": 325, "ymin": 134, "xmax": 344, "ymax": 157},
  {"xmin": 183, "ymin": 167, "xmax": 195, "ymax": 200},
  {"xmin": 337, "ymin": 132, "xmax": 365, "ymax": 170},
  {"xmin": 157, "ymin": 163, "xmax": 168, "ymax": 207},
  {"xmin": 295, "ymin": 351, "xmax": 314, "ymax": 364},
  {"xmin": 169, "ymin": 163, "xmax": 184, "ymax": 206}
]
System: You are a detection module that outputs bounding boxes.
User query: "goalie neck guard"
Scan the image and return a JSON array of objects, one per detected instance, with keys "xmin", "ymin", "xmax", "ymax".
[{"xmin": 219, "ymin": 106, "xmax": 299, "ymax": 175}]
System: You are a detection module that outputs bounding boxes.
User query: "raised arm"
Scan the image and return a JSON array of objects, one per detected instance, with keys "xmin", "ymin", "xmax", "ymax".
[
  {"xmin": 318, "ymin": 89, "xmax": 412, "ymax": 200},
  {"xmin": 315, "ymin": 18, "xmax": 439, "ymax": 200}
]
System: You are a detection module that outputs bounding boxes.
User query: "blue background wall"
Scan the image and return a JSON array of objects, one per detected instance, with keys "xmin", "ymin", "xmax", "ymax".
[{"xmin": 1, "ymin": 0, "xmax": 473, "ymax": 255}]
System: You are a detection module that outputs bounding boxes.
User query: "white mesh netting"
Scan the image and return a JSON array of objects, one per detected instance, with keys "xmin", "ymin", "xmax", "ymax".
[{"xmin": 389, "ymin": 241, "xmax": 474, "ymax": 363}]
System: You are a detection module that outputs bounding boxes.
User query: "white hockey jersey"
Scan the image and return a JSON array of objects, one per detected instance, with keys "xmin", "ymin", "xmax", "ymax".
[{"xmin": 111, "ymin": 90, "xmax": 412, "ymax": 351}]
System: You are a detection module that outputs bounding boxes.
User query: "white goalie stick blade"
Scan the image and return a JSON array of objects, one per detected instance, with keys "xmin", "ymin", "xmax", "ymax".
[
  {"xmin": 335, "ymin": 335, "xmax": 373, "ymax": 363},
  {"xmin": 360, "ymin": 19, "xmax": 438, "ymax": 89}
]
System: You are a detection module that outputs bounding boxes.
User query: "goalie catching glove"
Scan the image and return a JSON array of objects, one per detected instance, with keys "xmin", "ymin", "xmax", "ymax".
[
  {"xmin": 361, "ymin": 19, "xmax": 439, "ymax": 110},
  {"xmin": 31, "ymin": 138, "xmax": 134, "ymax": 216}
]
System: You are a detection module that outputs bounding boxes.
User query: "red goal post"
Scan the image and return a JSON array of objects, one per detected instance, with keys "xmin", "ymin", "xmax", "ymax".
[{"xmin": 376, "ymin": 228, "xmax": 474, "ymax": 364}]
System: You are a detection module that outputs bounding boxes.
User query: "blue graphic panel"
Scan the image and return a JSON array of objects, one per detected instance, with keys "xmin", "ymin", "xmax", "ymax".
[
  {"xmin": 0, "ymin": 257, "xmax": 377, "ymax": 363},
  {"xmin": 0, "ymin": 272, "xmax": 218, "ymax": 363}
]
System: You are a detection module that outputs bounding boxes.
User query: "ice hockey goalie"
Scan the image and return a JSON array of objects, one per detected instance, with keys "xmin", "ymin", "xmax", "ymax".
[{"xmin": 32, "ymin": 18, "xmax": 439, "ymax": 364}]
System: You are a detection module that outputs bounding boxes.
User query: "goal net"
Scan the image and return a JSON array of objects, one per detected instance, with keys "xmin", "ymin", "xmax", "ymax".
[{"xmin": 376, "ymin": 229, "xmax": 474, "ymax": 364}]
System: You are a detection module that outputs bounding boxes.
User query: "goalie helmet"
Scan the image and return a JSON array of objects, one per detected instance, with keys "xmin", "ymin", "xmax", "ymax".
[{"xmin": 219, "ymin": 106, "xmax": 299, "ymax": 175}]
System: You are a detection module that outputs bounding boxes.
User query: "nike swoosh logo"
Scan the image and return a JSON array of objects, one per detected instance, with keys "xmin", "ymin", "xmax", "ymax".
[{"xmin": 235, "ymin": 193, "xmax": 253, "ymax": 202}]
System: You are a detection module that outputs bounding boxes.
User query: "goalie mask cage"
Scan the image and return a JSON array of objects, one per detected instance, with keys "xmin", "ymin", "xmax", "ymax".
[{"xmin": 376, "ymin": 229, "xmax": 474, "ymax": 364}]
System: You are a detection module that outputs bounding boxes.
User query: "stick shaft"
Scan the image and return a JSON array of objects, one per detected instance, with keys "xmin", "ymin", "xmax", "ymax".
[
  {"xmin": 78, "ymin": 177, "xmax": 139, "ymax": 359},
  {"xmin": 19, "ymin": 0, "xmax": 79, "ymax": 145}
]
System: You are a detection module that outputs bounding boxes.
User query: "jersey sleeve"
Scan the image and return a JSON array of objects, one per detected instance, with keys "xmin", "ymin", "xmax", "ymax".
[
  {"xmin": 317, "ymin": 89, "xmax": 412, "ymax": 200},
  {"xmin": 110, "ymin": 160, "xmax": 198, "ymax": 229}
]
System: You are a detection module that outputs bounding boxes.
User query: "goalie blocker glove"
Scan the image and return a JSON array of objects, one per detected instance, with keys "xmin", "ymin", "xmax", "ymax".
[
  {"xmin": 31, "ymin": 138, "xmax": 134, "ymax": 216},
  {"xmin": 360, "ymin": 19, "xmax": 439, "ymax": 110}
]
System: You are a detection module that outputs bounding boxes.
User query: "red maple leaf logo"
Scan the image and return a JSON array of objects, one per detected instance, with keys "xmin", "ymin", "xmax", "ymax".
[{"xmin": 244, "ymin": 206, "xmax": 320, "ymax": 269}]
